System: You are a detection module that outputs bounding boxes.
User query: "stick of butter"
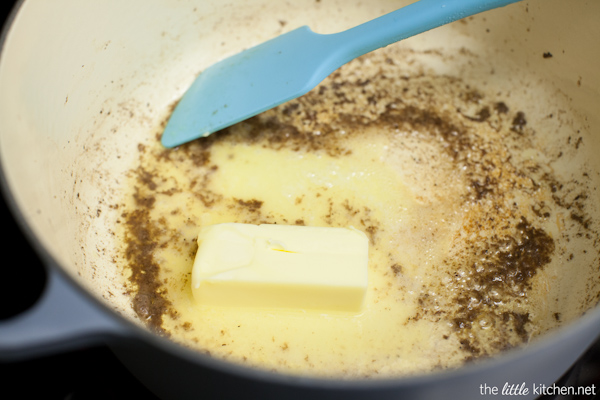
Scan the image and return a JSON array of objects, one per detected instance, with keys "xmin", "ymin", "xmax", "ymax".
[{"xmin": 191, "ymin": 223, "xmax": 368, "ymax": 312}]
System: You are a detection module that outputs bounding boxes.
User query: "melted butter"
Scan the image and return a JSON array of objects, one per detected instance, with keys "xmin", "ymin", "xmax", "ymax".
[
  {"xmin": 208, "ymin": 138, "xmax": 414, "ymax": 225},
  {"xmin": 118, "ymin": 44, "xmax": 600, "ymax": 378},
  {"xmin": 144, "ymin": 131, "xmax": 464, "ymax": 377}
]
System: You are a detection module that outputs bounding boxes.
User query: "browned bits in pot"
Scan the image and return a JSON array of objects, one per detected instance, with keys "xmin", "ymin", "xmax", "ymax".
[
  {"xmin": 234, "ymin": 198, "xmax": 263, "ymax": 212},
  {"xmin": 510, "ymin": 111, "xmax": 528, "ymax": 134},
  {"xmin": 122, "ymin": 206, "xmax": 173, "ymax": 336},
  {"xmin": 117, "ymin": 45, "xmax": 600, "ymax": 376},
  {"xmin": 494, "ymin": 101, "xmax": 509, "ymax": 114},
  {"xmin": 449, "ymin": 218, "xmax": 555, "ymax": 355}
]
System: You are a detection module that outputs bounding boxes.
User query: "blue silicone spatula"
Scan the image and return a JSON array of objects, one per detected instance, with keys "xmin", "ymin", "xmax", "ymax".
[{"xmin": 161, "ymin": 0, "xmax": 521, "ymax": 148}]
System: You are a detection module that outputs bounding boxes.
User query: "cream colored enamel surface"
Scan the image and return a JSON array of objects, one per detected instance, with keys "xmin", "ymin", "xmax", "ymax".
[{"xmin": 192, "ymin": 223, "xmax": 368, "ymax": 311}]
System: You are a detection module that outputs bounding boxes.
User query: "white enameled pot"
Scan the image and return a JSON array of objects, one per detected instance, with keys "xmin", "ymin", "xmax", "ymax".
[{"xmin": 1, "ymin": 1, "xmax": 599, "ymax": 399}]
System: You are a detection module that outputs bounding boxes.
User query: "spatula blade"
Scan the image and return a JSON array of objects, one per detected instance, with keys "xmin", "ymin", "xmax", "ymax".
[
  {"xmin": 161, "ymin": 26, "xmax": 328, "ymax": 148},
  {"xmin": 161, "ymin": 0, "xmax": 522, "ymax": 148}
]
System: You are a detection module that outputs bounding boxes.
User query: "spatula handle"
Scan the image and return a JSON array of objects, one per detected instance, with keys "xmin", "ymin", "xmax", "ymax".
[{"xmin": 326, "ymin": 0, "xmax": 522, "ymax": 68}]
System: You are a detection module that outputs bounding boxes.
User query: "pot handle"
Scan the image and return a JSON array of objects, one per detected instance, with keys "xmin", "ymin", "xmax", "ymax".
[{"xmin": 0, "ymin": 265, "xmax": 132, "ymax": 361}]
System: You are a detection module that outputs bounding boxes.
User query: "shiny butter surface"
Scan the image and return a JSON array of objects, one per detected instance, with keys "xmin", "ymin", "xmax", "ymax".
[{"xmin": 192, "ymin": 223, "xmax": 368, "ymax": 311}]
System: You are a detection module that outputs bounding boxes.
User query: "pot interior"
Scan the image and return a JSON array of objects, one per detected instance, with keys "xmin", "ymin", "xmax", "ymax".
[{"xmin": 1, "ymin": 0, "xmax": 600, "ymax": 379}]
